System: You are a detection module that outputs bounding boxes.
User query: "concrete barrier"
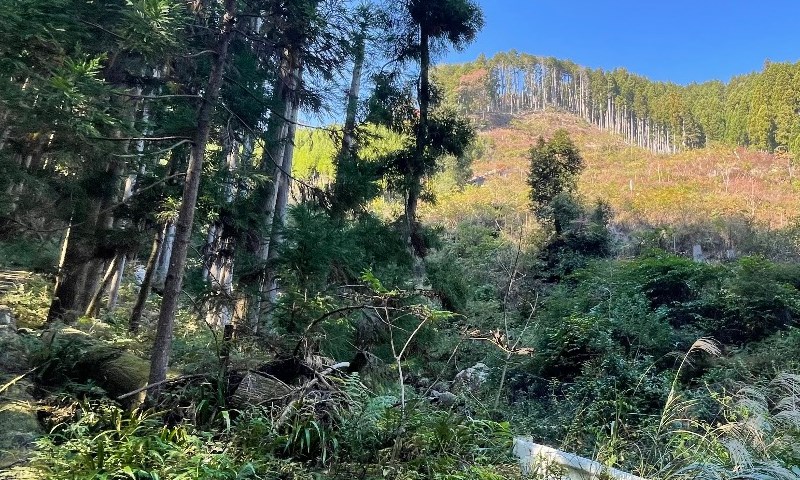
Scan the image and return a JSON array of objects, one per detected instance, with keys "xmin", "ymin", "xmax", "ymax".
[{"xmin": 512, "ymin": 437, "xmax": 647, "ymax": 480}]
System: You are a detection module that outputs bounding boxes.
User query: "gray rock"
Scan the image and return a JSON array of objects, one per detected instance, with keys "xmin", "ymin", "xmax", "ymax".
[
  {"xmin": 0, "ymin": 333, "xmax": 27, "ymax": 374},
  {"xmin": 436, "ymin": 391, "xmax": 458, "ymax": 407},
  {"xmin": 0, "ymin": 306, "xmax": 16, "ymax": 329},
  {"xmin": 453, "ymin": 362, "xmax": 490, "ymax": 392},
  {"xmin": 431, "ymin": 381, "xmax": 450, "ymax": 393},
  {"xmin": 428, "ymin": 390, "xmax": 458, "ymax": 407}
]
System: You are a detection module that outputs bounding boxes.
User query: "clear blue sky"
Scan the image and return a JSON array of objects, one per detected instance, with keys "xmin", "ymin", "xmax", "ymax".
[{"xmin": 443, "ymin": 1, "xmax": 800, "ymax": 85}]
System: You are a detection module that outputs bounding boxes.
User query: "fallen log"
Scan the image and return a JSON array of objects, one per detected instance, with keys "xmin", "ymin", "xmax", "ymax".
[{"xmin": 39, "ymin": 327, "xmax": 149, "ymax": 408}]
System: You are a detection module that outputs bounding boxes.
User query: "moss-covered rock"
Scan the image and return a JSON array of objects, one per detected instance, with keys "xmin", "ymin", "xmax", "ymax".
[
  {"xmin": 38, "ymin": 327, "xmax": 149, "ymax": 408},
  {"xmin": 0, "ymin": 380, "xmax": 41, "ymax": 470}
]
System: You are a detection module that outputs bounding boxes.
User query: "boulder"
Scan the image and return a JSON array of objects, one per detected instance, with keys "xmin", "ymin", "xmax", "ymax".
[
  {"xmin": 0, "ymin": 308, "xmax": 27, "ymax": 376},
  {"xmin": 0, "ymin": 305, "xmax": 16, "ymax": 336},
  {"xmin": 453, "ymin": 362, "xmax": 489, "ymax": 392},
  {"xmin": 39, "ymin": 328, "xmax": 149, "ymax": 408},
  {"xmin": 429, "ymin": 390, "xmax": 458, "ymax": 407}
]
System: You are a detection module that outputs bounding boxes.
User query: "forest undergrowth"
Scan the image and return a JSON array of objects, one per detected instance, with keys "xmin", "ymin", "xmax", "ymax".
[{"xmin": 3, "ymin": 190, "xmax": 800, "ymax": 479}]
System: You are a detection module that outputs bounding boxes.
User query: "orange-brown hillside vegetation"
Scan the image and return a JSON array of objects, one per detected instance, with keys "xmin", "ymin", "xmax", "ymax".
[{"xmin": 423, "ymin": 111, "xmax": 800, "ymax": 234}]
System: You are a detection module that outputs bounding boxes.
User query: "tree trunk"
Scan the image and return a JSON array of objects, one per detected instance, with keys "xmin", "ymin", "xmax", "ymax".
[
  {"xmin": 330, "ymin": 23, "xmax": 366, "ymax": 218},
  {"xmin": 341, "ymin": 32, "xmax": 364, "ymax": 157},
  {"xmin": 406, "ymin": 26, "xmax": 430, "ymax": 257},
  {"xmin": 108, "ymin": 101, "xmax": 151, "ymax": 312},
  {"xmin": 129, "ymin": 225, "xmax": 164, "ymax": 333},
  {"xmin": 149, "ymin": 0, "xmax": 237, "ymax": 387},
  {"xmin": 265, "ymin": 87, "xmax": 300, "ymax": 310},
  {"xmin": 47, "ymin": 196, "xmax": 104, "ymax": 322},
  {"xmin": 84, "ymin": 255, "xmax": 121, "ymax": 318},
  {"xmin": 244, "ymin": 49, "xmax": 300, "ymax": 329},
  {"xmin": 106, "ymin": 254, "xmax": 126, "ymax": 311},
  {"xmin": 154, "ymin": 222, "xmax": 175, "ymax": 286}
]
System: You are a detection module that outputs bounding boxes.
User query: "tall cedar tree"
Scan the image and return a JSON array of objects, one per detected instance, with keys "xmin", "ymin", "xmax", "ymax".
[
  {"xmin": 403, "ymin": 0, "xmax": 483, "ymax": 254},
  {"xmin": 149, "ymin": 0, "xmax": 238, "ymax": 386}
]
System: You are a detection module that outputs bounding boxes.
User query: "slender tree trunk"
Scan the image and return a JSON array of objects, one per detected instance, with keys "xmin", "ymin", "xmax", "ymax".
[
  {"xmin": 106, "ymin": 254, "xmax": 126, "ymax": 311},
  {"xmin": 154, "ymin": 222, "xmax": 175, "ymax": 286},
  {"xmin": 244, "ymin": 49, "xmax": 300, "ymax": 329},
  {"xmin": 265, "ymin": 89, "xmax": 300, "ymax": 309},
  {"xmin": 149, "ymin": 0, "xmax": 237, "ymax": 386},
  {"xmin": 331, "ymin": 23, "xmax": 366, "ymax": 218},
  {"xmin": 341, "ymin": 32, "xmax": 364, "ymax": 157},
  {"xmin": 406, "ymin": 27, "xmax": 430, "ymax": 256},
  {"xmin": 84, "ymin": 255, "xmax": 121, "ymax": 317},
  {"xmin": 130, "ymin": 225, "xmax": 164, "ymax": 333}
]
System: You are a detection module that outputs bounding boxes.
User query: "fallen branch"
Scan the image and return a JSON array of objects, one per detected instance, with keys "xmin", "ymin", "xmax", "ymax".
[{"xmin": 0, "ymin": 367, "xmax": 38, "ymax": 395}]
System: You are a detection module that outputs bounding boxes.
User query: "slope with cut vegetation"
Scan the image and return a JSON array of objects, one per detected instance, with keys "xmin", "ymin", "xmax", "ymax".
[{"xmin": 426, "ymin": 110, "xmax": 800, "ymax": 258}]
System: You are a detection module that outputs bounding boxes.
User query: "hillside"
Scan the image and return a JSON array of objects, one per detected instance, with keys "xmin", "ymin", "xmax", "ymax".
[
  {"xmin": 424, "ymin": 110, "xmax": 800, "ymax": 234},
  {"xmin": 434, "ymin": 52, "xmax": 800, "ymax": 157}
]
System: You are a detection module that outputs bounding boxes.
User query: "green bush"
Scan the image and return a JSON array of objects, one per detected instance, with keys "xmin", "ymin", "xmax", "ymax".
[{"xmin": 33, "ymin": 401, "xmax": 259, "ymax": 480}]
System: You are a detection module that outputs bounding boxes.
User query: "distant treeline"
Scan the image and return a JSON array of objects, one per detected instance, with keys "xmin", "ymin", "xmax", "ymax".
[{"xmin": 435, "ymin": 51, "xmax": 800, "ymax": 155}]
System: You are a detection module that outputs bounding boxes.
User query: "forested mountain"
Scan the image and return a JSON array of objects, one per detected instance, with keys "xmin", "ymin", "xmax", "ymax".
[{"xmin": 434, "ymin": 51, "xmax": 800, "ymax": 155}]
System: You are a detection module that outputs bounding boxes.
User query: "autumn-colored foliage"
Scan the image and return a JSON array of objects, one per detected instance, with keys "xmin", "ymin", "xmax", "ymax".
[{"xmin": 424, "ymin": 111, "xmax": 800, "ymax": 231}]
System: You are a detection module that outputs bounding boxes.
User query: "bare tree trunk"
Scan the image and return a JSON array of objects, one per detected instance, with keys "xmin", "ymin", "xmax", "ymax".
[
  {"xmin": 330, "ymin": 18, "xmax": 366, "ymax": 217},
  {"xmin": 265, "ymin": 91, "xmax": 300, "ymax": 310},
  {"xmin": 106, "ymin": 254, "xmax": 126, "ymax": 311},
  {"xmin": 84, "ymin": 255, "xmax": 121, "ymax": 317},
  {"xmin": 129, "ymin": 225, "xmax": 164, "ymax": 333},
  {"xmin": 154, "ymin": 222, "xmax": 175, "ymax": 286},
  {"xmin": 244, "ymin": 49, "xmax": 300, "ymax": 329},
  {"xmin": 149, "ymin": 0, "xmax": 237, "ymax": 386}
]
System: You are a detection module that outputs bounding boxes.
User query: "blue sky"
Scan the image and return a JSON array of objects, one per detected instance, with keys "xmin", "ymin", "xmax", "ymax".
[{"xmin": 443, "ymin": 1, "xmax": 800, "ymax": 85}]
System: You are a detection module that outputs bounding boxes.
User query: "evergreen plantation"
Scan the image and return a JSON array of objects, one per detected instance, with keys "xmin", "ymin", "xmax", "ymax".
[
  {"xmin": 434, "ymin": 51, "xmax": 800, "ymax": 155},
  {"xmin": 1, "ymin": 2, "xmax": 800, "ymax": 479}
]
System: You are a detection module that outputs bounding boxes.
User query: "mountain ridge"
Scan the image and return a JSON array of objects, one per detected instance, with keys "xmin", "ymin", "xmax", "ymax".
[{"xmin": 433, "ymin": 51, "xmax": 800, "ymax": 158}]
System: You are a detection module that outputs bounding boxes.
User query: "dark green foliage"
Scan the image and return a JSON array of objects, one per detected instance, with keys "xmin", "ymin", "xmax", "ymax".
[
  {"xmin": 532, "ymin": 253, "xmax": 800, "ymax": 376},
  {"xmin": 622, "ymin": 253, "xmax": 800, "ymax": 343},
  {"xmin": 277, "ymin": 205, "xmax": 411, "ymax": 294},
  {"xmin": 373, "ymin": 94, "xmax": 478, "ymax": 199},
  {"xmin": 365, "ymin": 72, "xmax": 418, "ymax": 131},
  {"xmin": 527, "ymin": 129, "xmax": 584, "ymax": 224},
  {"xmin": 536, "ymin": 194, "xmax": 614, "ymax": 280},
  {"xmin": 707, "ymin": 326, "xmax": 800, "ymax": 383},
  {"xmin": 406, "ymin": 0, "xmax": 484, "ymax": 48}
]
